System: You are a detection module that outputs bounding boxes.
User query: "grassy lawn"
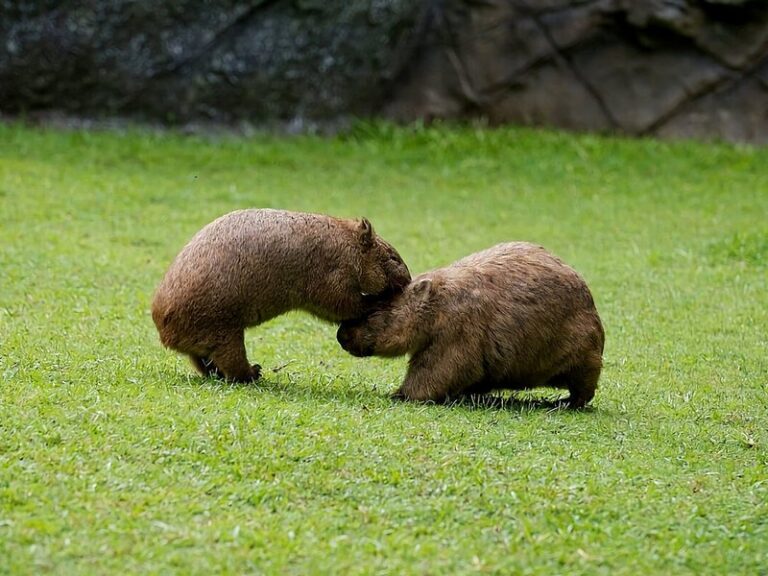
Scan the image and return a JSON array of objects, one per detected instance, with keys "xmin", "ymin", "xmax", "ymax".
[{"xmin": 0, "ymin": 121, "xmax": 766, "ymax": 575}]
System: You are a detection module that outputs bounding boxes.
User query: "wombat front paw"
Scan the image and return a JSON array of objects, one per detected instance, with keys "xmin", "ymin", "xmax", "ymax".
[
  {"xmin": 565, "ymin": 395, "xmax": 591, "ymax": 409},
  {"xmin": 391, "ymin": 385, "xmax": 443, "ymax": 403},
  {"xmin": 227, "ymin": 364, "xmax": 262, "ymax": 384}
]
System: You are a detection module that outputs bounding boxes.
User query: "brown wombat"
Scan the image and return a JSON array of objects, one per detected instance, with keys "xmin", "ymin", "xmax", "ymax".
[
  {"xmin": 337, "ymin": 242, "xmax": 604, "ymax": 407},
  {"xmin": 152, "ymin": 209, "xmax": 411, "ymax": 382}
]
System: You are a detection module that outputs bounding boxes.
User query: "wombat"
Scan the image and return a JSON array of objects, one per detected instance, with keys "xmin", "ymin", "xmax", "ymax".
[
  {"xmin": 152, "ymin": 208, "xmax": 411, "ymax": 382},
  {"xmin": 337, "ymin": 242, "xmax": 604, "ymax": 407}
]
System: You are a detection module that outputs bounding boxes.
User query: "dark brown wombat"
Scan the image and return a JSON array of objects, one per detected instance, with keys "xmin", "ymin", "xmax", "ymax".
[
  {"xmin": 152, "ymin": 209, "xmax": 411, "ymax": 382},
  {"xmin": 337, "ymin": 242, "xmax": 604, "ymax": 407}
]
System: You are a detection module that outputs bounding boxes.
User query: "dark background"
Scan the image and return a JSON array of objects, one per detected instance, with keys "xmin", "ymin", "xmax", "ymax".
[{"xmin": 2, "ymin": 0, "xmax": 767, "ymax": 143}]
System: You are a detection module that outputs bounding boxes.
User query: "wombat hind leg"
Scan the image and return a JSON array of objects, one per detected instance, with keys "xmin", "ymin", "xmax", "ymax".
[
  {"xmin": 189, "ymin": 355, "xmax": 223, "ymax": 379},
  {"xmin": 209, "ymin": 331, "xmax": 261, "ymax": 383},
  {"xmin": 552, "ymin": 357, "xmax": 601, "ymax": 409}
]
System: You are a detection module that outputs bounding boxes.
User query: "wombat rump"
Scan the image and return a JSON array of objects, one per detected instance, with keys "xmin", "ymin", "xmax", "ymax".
[
  {"xmin": 152, "ymin": 209, "xmax": 411, "ymax": 382},
  {"xmin": 337, "ymin": 242, "xmax": 604, "ymax": 407}
]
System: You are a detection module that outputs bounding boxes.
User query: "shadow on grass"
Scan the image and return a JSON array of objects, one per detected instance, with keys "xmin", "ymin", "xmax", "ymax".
[
  {"xmin": 447, "ymin": 394, "xmax": 596, "ymax": 414},
  {"xmin": 166, "ymin": 368, "xmax": 389, "ymax": 407},
  {"xmin": 165, "ymin": 367, "xmax": 594, "ymax": 414}
]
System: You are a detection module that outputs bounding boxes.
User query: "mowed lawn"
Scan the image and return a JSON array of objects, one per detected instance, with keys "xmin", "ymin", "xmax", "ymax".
[{"xmin": 0, "ymin": 121, "xmax": 766, "ymax": 575}]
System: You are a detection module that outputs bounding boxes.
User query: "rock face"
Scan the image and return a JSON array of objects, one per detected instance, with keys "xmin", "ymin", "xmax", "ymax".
[
  {"xmin": 388, "ymin": 0, "xmax": 768, "ymax": 144},
  {"xmin": 0, "ymin": 0, "xmax": 426, "ymax": 123},
  {"xmin": 1, "ymin": 0, "xmax": 766, "ymax": 143}
]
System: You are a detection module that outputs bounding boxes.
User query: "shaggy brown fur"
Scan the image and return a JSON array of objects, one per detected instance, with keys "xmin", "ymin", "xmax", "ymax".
[
  {"xmin": 152, "ymin": 209, "xmax": 411, "ymax": 382},
  {"xmin": 337, "ymin": 242, "xmax": 605, "ymax": 407}
]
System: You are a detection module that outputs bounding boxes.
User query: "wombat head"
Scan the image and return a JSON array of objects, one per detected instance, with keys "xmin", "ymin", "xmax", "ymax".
[
  {"xmin": 355, "ymin": 218, "xmax": 411, "ymax": 296},
  {"xmin": 337, "ymin": 277, "xmax": 434, "ymax": 357}
]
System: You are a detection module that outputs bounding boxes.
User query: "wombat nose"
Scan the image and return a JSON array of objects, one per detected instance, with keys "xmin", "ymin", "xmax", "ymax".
[
  {"xmin": 392, "ymin": 274, "xmax": 410, "ymax": 292},
  {"xmin": 336, "ymin": 327, "xmax": 350, "ymax": 347}
]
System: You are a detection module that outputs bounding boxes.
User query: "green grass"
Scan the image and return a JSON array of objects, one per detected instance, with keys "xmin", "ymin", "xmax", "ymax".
[{"xmin": 1, "ymin": 121, "xmax": 766, "ymax": 575}]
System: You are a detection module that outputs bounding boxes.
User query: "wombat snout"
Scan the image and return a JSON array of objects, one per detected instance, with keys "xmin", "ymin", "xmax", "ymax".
[
  {"xmin": 337, "ymin": 323, "xmax": 373, "ymax": 357},
  {"xmin": 389, "ymin": 269, "xmax": 411, "ymax": 292}
]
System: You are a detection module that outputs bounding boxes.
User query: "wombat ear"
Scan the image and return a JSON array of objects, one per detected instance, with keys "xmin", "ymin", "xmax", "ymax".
[
  {"xmin": 412, "ymin": 278, "xmax": 432, "ymax": 299},
  {"xmin": 359, "ymin": 217, "xmax": 374, "ymax": 248}
]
